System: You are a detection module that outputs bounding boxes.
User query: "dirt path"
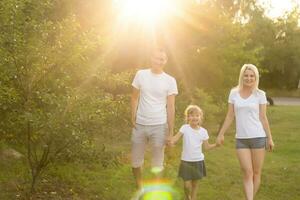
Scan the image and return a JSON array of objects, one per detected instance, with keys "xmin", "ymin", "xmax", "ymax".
[{"xmin": 272, "ymin": 97, "xmax": 300, "ymax": 106}]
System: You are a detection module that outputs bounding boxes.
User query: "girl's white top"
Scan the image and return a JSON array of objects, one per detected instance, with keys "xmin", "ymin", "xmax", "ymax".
[
  {"xmin": 228, "ymin": 88, "xmax": 267, "ymax": 139},
  {"xmin": 179, "ymin": 124, "xmax": 209, "ymax": 161}
]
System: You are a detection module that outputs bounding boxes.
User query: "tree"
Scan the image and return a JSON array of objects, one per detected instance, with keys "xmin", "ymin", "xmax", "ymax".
[{"xmin": 0, "ymin": 0, "xmax": 131, "ymax": 196}]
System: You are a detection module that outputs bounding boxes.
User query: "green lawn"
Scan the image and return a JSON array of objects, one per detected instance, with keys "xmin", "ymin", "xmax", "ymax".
[
  {"xmin": 1, "ymin": 106, "xmax": 300, "ymax": 199},
  {"xmin": 111, "ymin": 105, "xmax": 300, "ymax": 200}
]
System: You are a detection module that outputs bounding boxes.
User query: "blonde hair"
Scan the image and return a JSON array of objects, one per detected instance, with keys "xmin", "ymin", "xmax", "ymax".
[
  {"xmin": 237, "ymin": 64, "xmax": 260, "ymax": 90},
  {"xmin": 184, "ymin": 105, "xmax": 204, "ymax": 125}
]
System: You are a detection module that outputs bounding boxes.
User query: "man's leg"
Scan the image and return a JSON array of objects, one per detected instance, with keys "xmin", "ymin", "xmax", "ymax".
[
  {"xmin": 132, "ymin": 167, "xmax": 143, "ymax": 189},
  {"xmin": 149, "ymin": 124, "xmax": 167, "ymax": 175},
  {"xmin": 131, "ymin": 124, "xmax": 146, "ymax": 189}
]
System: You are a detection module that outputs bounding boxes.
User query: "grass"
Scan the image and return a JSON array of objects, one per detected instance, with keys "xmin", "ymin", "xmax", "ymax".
[
  {"xmin": 1, "ymin": 105, "xmax": 300, "ymax": 199},
  {"xmin": 112, "ymin": 105, "xmax": 300, "ymax": 200}
]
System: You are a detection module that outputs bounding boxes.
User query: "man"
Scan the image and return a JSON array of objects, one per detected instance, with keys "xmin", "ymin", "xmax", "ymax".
[{"xmin": 131, "ymin": 48, "xmax": 178, "ymax": 189}]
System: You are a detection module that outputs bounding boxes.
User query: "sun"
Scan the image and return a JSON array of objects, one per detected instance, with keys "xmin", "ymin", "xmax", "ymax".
[{"xmin": 114, "ymin": 0, "xmax": 176, "ymax": 25}]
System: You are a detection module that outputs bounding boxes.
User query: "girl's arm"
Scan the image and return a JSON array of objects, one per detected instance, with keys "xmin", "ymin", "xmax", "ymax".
[
  {"xmin": 259, "ymin": 104, "xmax": 274, "ymax": 151},
  {"xmin": 203, "ymin": 140, "xmax": 217, "ymax": 150},
  {"xmin": 170, "ymin": 132, "xmax": 183, "ymax": 145},
  {"xmin": 216, "ymin": 104, "xmax": 235, "ymax": 145}
]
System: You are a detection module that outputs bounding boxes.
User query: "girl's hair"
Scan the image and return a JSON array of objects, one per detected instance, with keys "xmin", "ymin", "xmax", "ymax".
[
  {"xmin": 184, "ymin": 105, "xmax": 204, "ymax": 125},
  {"xmin": 237, "ymin": 64, "xmax": 260, "ymax": 90}
]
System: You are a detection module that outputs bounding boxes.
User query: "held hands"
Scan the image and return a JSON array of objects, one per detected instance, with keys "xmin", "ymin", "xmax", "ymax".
[
  {"xmin": 166, "ymin": 136, "xmax": 173, "ymax": 146},
  {"xmin": 166, "ymin": 131, "xmax": 174, "ymax": 147}
]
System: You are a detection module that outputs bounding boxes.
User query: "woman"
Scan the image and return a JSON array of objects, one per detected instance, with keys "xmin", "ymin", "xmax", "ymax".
[{"xmin": 216, "ymin": 64, "xmax": 274, "ymax": 200}]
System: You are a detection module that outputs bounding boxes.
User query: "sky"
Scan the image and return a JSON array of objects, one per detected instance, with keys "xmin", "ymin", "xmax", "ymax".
[{"xmin": 258, "ymin": 0, "xmax": 300, "ymax": 18}]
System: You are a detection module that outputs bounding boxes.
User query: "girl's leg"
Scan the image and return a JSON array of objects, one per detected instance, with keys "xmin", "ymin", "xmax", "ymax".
[
  {"xmin": 183, "ymin": 180, "xmax": 192, "ymax": 200},
  {"xmin": 191, "ymin": 180, "xmax": 198, "ymax": 200},
  {"xmin": 236, "ymin": 149, "xmax": 254, "ymax": 200},
  {"xmin": 251, "ymin": 148, "xmax": 265, "ymax": 197}
]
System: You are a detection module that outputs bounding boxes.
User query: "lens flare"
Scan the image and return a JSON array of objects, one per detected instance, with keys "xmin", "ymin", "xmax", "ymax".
[
  {"xmin": 150, "ymin": 166, "xmax": 163, "ymax": 174},
  {"xmin": 143, "ymin": 190, "xmax": 172, "ymax": 200},
  {"xmin": 132, "ymin": 179, "xmax": 178, "ymax": 200}
]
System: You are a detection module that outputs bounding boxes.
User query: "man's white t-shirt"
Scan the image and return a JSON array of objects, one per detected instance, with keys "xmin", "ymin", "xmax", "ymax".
[
  {"xmin": 132, "ymin": 69, "xmax": 178, "ymax": 125},
  {"xmin": 228, "ymin": 88, "xmax": 267, "ymax": 139},
  {"xmin": 179, "ymin": 124, "xmax": 209, "ymax": 161}
]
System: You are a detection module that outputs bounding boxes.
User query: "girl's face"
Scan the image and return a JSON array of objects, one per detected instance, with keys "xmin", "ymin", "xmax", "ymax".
[
  {"xmin": 187, "ymin": 112, "xmax": 202, "ymax": 126},
  {"xmin": 243, "ymin": 69, "xmax": 256, "ymax": 88}
]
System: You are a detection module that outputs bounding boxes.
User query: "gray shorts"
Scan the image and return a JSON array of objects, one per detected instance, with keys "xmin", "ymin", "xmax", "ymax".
[
  {"xmin": 131, "ymin": 123, "xmax": 168, "ymax": 168},
  {"xmin": 236, "ymin": 137, "xmax": 267, "ymax": 149},
  {"xmin": 178, "ymin": 160, "xmax": 206, "ymax": 181}
]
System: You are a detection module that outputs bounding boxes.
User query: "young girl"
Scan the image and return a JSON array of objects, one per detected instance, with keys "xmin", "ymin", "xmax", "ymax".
[{"xmin": 171, "ymin": 105, "xmax": 217, "ymax": 200}]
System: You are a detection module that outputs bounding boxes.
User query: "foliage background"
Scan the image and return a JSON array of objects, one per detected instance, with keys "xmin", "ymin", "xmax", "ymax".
[{"xmin": 0, "ymin": 0, "xmax": 300, "ymax": 199}]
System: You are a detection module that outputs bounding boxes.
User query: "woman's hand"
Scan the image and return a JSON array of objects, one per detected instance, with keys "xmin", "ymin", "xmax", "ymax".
[
  {"xmin": 267, "ymin": 138, "xmax": 275, "ymax": 151},
  {"xmin": 216, "ymin": 134, "xmax": 224, "ymax": 146}
]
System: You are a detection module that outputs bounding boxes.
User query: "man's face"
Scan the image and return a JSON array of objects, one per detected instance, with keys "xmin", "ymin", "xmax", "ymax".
[{"xmin": 151, "ymin": 51, "xmax": 167, "ymax": 69}]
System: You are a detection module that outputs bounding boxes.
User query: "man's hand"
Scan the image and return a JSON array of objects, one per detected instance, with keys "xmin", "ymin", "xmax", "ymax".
[
  {"xmin": 166, "ymin": 132, "xmax": 173, "ymax": 146},
  {"xmin": 131, "ymin": 118, "xmax": 136, "ymax": 129}
]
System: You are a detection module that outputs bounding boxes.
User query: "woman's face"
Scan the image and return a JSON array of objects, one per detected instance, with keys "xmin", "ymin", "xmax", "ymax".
[{"xmin": 243, "ymin": 69, "xmax": 256, "ymax": 88}]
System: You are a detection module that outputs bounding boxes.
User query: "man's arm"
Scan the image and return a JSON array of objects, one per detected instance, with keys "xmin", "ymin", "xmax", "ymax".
[
  {"xmin": 131, "ymin": 87, "xmax": 140, "ymax": 128},
  {"xmin": 166, "ymin": 94, "xmax": 176, "ymax": 138}
]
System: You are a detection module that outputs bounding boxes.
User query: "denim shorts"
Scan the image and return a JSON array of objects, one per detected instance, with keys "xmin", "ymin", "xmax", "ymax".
[
  {"xmin": 236, "ymin": 137, "xmax": 267, "ymax": 149},
  {"xmin": 131, "ymin": 123, "xmax": 168, "ymax": 168}
]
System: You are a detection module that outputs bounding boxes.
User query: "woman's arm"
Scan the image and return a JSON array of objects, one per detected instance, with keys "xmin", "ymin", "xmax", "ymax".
[
  {"xmin": 259, "ymin": 104, "xmax": 274, "ymax": 151},
  {"xmin": 216, "ymin": 104, "xmax": 235, "ymax": 145},
  {"xmin": 203, "ymin": 140, "xmax": 217, "ymax": 150}
]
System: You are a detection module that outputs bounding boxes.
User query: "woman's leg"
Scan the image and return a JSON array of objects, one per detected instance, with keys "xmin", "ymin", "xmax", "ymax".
[
  {"xmin": 236, "ymin": 149, "xmax": 254, "ymax": 200},
  {"xmin": 183, "ymin": 180, "xmax": 192, "ymax": 200},
  {"xmin": 251, "ymin": 148, "xmax": 265, "ymax": 196},
  {"xmin": 191, "ymin": 180, "xmax": 198, "ymax": 200}
]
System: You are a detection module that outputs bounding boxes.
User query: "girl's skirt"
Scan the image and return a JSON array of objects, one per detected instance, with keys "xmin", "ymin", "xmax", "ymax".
[{"xmin": 178, "ymin": 160, "xmax": 206, "ymax": 181}]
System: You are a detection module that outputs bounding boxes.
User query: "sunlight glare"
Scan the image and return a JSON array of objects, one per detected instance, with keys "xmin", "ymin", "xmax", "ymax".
[
  {"xmin": 115, "ymin": 0, "xmax": 175, "ymax": 25},
  {"xmin": 258, "ymin": 0, "xmax": 300, "ymax": 19}
]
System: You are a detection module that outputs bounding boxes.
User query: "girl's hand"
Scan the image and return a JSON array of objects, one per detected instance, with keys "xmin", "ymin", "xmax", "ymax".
[
  {"xmin": 216, "ymin": 134, "xmax": 224, "ymax": 146},
  {"xmin": 168, "ymin": 138, "xmax": 176, "ymax": 147},
  {"xmin": 267, "ymin": 138, "xmax": 275, "ymax": 151}
]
